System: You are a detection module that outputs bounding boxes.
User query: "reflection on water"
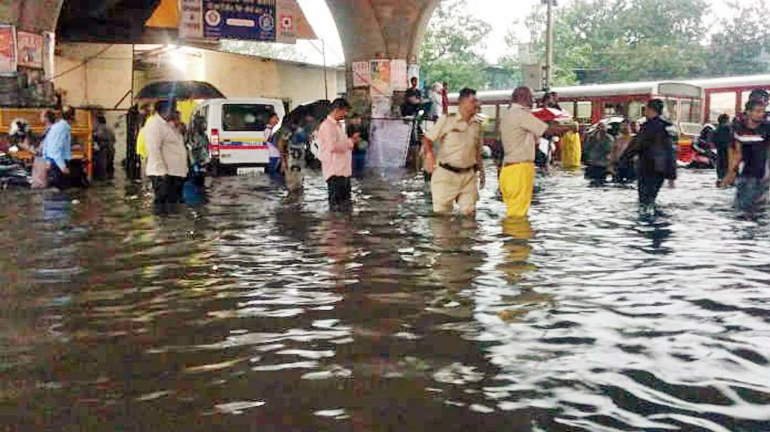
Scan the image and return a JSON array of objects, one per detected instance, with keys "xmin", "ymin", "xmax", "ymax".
[{"xmin": 1, "ymin": 168, "xmax": 770, "ymax": 431}]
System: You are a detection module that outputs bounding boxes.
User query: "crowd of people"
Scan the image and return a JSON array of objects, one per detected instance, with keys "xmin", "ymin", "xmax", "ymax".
[{"xmin": 12, "ymin": 80, "xmax": 768, "ymax": 219}]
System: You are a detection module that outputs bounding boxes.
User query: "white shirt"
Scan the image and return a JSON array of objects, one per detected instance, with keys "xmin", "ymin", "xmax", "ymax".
[{"xmin": 144, "ymin": 114, "xmax": 188, "ymax": 178}]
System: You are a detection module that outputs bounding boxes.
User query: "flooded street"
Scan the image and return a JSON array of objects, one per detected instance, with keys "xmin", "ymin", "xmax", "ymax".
[{"xmin": 2, "ymin": 166, "xmax": 769, "ymax": 431}]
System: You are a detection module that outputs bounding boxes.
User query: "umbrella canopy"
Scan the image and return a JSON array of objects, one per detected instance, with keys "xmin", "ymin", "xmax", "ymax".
[
  {"xmin": 135, "ymin": 81, "xmax": 226, "ymax": 101},
  {"xmin": 532, "ymin": 107, "xmax": 573, "ymax": 123}
]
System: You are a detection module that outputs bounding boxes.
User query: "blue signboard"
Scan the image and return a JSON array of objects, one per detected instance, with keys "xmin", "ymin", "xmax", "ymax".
[{"xmin": 203, "ymin": 1, "xmax": 276, "ymax": 41}]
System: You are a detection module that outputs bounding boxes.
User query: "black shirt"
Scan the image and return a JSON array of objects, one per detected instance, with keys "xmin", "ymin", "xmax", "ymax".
[
  {"xmin": 402, "ymin": 87, "xmax": 422, "ymax": 117},
  {"xmin": 712, "ymin": 124, "xmax": 733, "ymax": 151},
  {"xmin": 624, "ymin": 116, "xmax": 677, "ymax": 179},
  {"xmin": 733, "ymin": 119, "xmax": 770, "ymax": 179}
]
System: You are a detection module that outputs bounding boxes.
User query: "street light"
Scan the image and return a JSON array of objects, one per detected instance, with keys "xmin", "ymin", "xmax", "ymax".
[{"xmin": 542, "ymin": 0, "xmax": 556, "ymax": 90}]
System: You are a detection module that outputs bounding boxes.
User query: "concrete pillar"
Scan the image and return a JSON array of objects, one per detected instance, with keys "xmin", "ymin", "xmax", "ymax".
[
  {"xmin": 0, "ymin": 0, "xmax": 64, "ymax": 106},
  {"xmin": 326, "ymin": 0, "xmax": 439, "ymax": 115}
]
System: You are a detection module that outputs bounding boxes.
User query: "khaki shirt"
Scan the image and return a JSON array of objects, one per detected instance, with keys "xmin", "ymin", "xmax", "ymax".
[
  {"xmin": 500, "ymin": 103, "xmax": 548, "ymax": 164},
  {"xmin": 425, "ymin": 113, "xmax": 481, "ymax": 169}
]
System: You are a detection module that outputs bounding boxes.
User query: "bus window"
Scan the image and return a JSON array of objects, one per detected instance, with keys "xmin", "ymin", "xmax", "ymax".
[
  {"xmin": 480, "ymin": 105, "xmax": 497, "ymax": 133},
  {"xmin": 629, "ymin": 101, "xmax": 644, "ymax": 121},
  {"xmin": 665, "ymin": 99, "xmax": 678, "ymax": 121},
  {"xmin": 681, "ymin": 100, "xmax": 694, "ymax": 123},
  {"xmin": 576, "ymin": 101, "xmax": 592, "ymax": 123},
  {"xmin": 603, "ymin": 103, "xmax": 621, "ymax": 116},
  {"xmin": 690, "ymin": 100, "xmax": 702, "ymax": 124},
  {"xmin": 561, "ymin": 102, "xmax": 576, "ymax": 118},
  {"xmin": 708, "ymin": 92, "xmax": 737, "ymax": 123}
]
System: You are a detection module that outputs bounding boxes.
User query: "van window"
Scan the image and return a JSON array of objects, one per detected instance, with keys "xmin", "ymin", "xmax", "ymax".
[{"xmin": 222, "ymin": 104, "xmax": 275, "ymax": 132}]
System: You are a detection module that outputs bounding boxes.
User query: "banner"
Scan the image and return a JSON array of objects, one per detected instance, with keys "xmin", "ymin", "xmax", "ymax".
[
  {"xmin": 179, "ymin": 0, "xmax": 204, "ymax": 39},
  {"xmin": 17, "ymin": 31, "xmax": 43, "ymax": 69},
  {"xmin": 368, "ymin": 119, "xmax": 412, "ymax": 168},
  {"xmin": 370, "ymin": 59, "xmax": 391, "ymax": 96},
  {"xmin": 203, "ymin": 1, "xmax": 276, "ymax": 41},
  {"xmin": 275, "ymin": 0, "xmax": 298, "ymax": 44},
  {"xmin": 352, "ymin": 61, "xmax": 370, "ymax": 87},
  {"xmin": 0, "ymin": 26, "xmax": 15, "ymax": 74},
  {"xmin": 390, "ymin": 59, "xmax": 407, "ymax": 91}
]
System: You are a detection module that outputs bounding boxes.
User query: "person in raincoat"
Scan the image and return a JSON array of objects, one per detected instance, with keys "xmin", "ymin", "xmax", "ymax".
[
  {"xmin": 560, "ymin": 122, "xmax": 582, "ymax": 169},
  {"xmin": 621, "ymin": 99, "xmax": 677, "ymax": 214}
]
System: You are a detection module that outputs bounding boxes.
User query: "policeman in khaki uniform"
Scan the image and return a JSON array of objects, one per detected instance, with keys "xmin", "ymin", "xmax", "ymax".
[{"xmin": 422, "ymin": 87, "xmax": 484, "ymax": 216}]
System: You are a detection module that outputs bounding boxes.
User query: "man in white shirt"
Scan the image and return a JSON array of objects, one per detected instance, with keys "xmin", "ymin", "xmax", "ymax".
[{"xmin": 144, "ymin": 99, "xmax": 188, "ymax": 213}]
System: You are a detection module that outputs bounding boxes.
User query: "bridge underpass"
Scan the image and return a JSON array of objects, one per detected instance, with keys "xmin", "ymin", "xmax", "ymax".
[{"xmin": 0, "ymin": 0, "xmax": 440, "ymax": 111}]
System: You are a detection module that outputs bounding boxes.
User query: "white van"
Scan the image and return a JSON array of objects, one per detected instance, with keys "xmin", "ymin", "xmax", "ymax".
[{"xmin": 192, "ymin": 98, "xmax": 285, "ymax": 175}]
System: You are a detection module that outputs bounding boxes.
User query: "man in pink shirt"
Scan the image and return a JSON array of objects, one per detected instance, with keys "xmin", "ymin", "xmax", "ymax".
[{"xmin": 318, "ymin": 98, "xmax": 361, "ymax": 211}]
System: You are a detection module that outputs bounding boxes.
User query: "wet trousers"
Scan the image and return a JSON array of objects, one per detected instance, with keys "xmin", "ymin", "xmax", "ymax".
[
  {"xmin": 638, "ymin": 174, "xmax": 664, "ymax": 207},
  {"xmin": 499, "ymin": 162, "xmax": 535, "ymax": 218},
  {"xmin": 716, "ymin": 148, "xmax": 729, "ymax": 181},
  {"xmin": 327, "ymin": 176, "xmax": 352, "ymax": 212}
]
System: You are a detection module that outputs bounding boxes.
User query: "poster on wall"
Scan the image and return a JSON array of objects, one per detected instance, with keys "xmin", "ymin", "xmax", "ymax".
[
  {"xmin": 370, "ymin": 59, "xmax": 391, "ymax": 96},
  {"xmin": 275, "ymin": 0, "xmax": 298, "ymax": 44},
  {"xmin": 179, "ymin": 0, "xmax": 204, "ymax": 40},
  {"xmin": 352, "ymin": 61, "xmax": 370, "ymax": 87},
  {"xmin": 203, "ymin": 1, "xmax": 276, "ymax": 41},
  {"xmin": 16, "ymin": 31, "xmax": 43, "ymax": 69},
  {"xmin": 0, "ymin": 26, "xmax": 16, "ymax": 74},
  {"xmin": 390, "ymin": 59, "xmax": 407, "ymax": 91},
  {"xmin": 368, "ymin": 119, "xmax": 412, "ymax": 168}
]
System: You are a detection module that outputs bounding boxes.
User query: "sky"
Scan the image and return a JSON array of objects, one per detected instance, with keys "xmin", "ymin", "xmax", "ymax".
[{"xmin": 291, "ymin": 0, "xmax": 735, "ymax": 66}]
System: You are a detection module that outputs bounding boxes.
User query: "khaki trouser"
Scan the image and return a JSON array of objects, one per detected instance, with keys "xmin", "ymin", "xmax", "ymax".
[{"xmin": 430, "ymin": 165, "xmax": 478, "ymax": 215}]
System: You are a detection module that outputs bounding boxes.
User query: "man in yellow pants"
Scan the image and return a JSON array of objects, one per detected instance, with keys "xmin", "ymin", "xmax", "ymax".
[{"xmin": 500, "ymin": 87, "xmax": 575, "ymax": 218}]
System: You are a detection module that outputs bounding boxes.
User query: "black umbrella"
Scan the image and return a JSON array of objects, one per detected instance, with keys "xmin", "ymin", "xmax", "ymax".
[{"xmin": 135, "ymin": 81, "xmax": 226, "ymax": 101}]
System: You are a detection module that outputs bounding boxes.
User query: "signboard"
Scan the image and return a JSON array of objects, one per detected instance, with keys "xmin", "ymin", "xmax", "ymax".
[
  {"xmin": 0, "ymin": 26, "xmax": 15, "ymax": 73},
  {"xmin": 275, "ymin": 0, "xmax": 298, "ymax": 44},
  {"xmin": 180, "ymin": 0, "xmax": 204, "ymax": 39},
  {"xmin": 203, "ymin": 1, "xmax": 276, "ymax": 41},
  {"xmin": 390, "ymin": 59, "xmax": 407, "ymax": 91},
  {"xmin": 368, "ymin": 119, "xmax": 412, "ymax": 168},
  {"xmin": 370, "ymin": 59, "xmax": 391, "ymax": 96},
  {"xmin": 16, "ymin": 31, "xmax": 43, "ymax": 69},
  {"xmin": 352, "ymin": 61, "xmax": 370, "ymax": 87}
]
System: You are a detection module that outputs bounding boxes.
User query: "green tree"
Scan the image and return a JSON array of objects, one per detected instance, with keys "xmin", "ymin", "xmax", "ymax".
[
  {"xmin": 707, "ymin": 0, "xmax": 770, "ymax": 76},
  {"xmin": 507, "ymin": 0, "xmax": 710, "ymax": 85},
  {"xmin": 419, "ymin": 0, "xmax": 492, "ymax": 90}
]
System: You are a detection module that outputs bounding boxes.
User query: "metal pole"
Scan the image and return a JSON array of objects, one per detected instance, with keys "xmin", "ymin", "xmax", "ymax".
[
  {"xmin": 322, "ymin": 39, "xmax": 329, "ymax": 100},
  {"xmin": 545, "ymin": 0, "xmax": 554, "ymax": 90}
]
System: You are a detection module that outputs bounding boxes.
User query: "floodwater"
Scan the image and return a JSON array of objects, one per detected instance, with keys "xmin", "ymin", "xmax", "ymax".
[{"xmin": 1, "ymin": 167, "xmax": 769, "ymax": 432}]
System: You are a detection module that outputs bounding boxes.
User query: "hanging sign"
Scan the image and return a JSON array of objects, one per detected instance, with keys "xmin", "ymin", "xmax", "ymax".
[
  {"xmin": 390, "ymin": 59, "xmax": 407, "ymax": 91},
  {"xmin": 275, "ymin": 0, "xmax": 298, "ymax": 44},
  {"xmin": 179, "ymin": 0, "xmax": 204, "ymax": 40},
  {"xmin": 370, "ymin": 59, "xmax": 391, "ymax": 96},
  {"xmin": 17, "ymin": 31, "xmax": 43, "ymax": 69},
  {"xmin": 203, "ymin": 0, "xmax": 276, "ymax": 41},
  {"xmin": 0, "ymin": 26, "xmax": 16, "ymax": 74},
  {"xmin": 352, "ymin": 61, "xmax": 371, "ymax": 87}
]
